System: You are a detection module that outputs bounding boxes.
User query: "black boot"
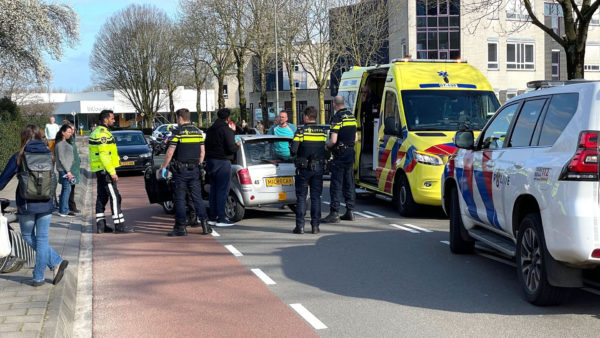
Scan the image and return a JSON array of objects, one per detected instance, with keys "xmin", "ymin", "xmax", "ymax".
[
  {"xmin": 189, "ymin": 217, "xmax": 201, "ymax": 228},
  {"xmin": 320, "ymin": 212, "xmax": 340, "ymax": 223},
  {"xmin": 311, "ymin": 225, "xmax": 320, "ymax": 234},
  {"xmin": 340, "ymin": 209, "xmax": 355, "ymax": 221},
  {"xmin": 115, "ymin": 226, "xmax": 134, "ymax": 233},
  {"xmin": 167, "ymin": 224, "xmax": 187, "ymax": 237},
  {"xmin": 96, "ymin": 219, "xmax": 106, "ymax": 234},
  {"xmin": 292, "ymin": 227, "xmax": 304, "ymax": 234},
  {"xmin": 201, "ymin": 219, "xmax": 212, "ymax": 235}
]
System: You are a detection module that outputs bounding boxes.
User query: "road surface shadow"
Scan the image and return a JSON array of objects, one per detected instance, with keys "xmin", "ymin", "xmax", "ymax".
[{"xmin": 279, "ymin": 230, "xmax": 600, "ymax": 315}]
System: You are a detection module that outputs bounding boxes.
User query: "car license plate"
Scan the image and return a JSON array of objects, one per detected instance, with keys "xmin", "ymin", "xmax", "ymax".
[
  {"xmin": 278, "ymin": 192, "xmax": 287, "ymax": 201},
  {"xmin": 266, "ymin": 176, "xmax": 293, "ymax": 186},
  {"xmin": 120, "ymin": 161, "xmax": 135, "ymax": 166}
]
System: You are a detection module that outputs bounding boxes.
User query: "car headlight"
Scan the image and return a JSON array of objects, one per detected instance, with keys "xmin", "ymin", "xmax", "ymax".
[
  {"xmin": 413, "ymin": 150, "xmax": 443, "ymax": 166},
  {"xmin": 139, "ymin": 152, "xmax": 152, "ymax": 158}
]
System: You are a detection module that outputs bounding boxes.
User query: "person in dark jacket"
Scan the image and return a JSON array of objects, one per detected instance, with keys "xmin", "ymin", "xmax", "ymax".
[
  {"xmin": 0, "ymin": 125, "xmax": 68, "ymax": 287},
  {"xmin": 204, "ymin": 108, "xmax": 241, "ymax": 227}
]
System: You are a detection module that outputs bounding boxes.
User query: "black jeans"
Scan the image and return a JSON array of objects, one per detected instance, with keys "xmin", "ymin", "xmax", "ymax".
[
  {"xmin": 329, "ymin": 159, "xmax": 355, "ymax": 213},
  {"xmin": 95, "ymin": 171, "xmax": 125, "ymax": 229},
  {"xmin": 295, "ymin": 167, "xmax": 324, "ymax": 230},
  {"xmin": 173, "ymin": 167, "xmax": 207, "ymax": 227}
]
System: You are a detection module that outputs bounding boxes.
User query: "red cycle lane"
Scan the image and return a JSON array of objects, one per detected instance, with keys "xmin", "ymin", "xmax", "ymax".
[{"xmin": 92, "ymin": 175, "xmax": 317, "ymax": 337}]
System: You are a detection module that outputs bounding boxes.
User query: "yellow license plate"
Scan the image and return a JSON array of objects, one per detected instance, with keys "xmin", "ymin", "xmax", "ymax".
[
  {"xmin": 278, "ymin": 192, "xmax": 287, "ymax": 201},
  {"xmin": 120, "ymin": 161, "xmax": 135, "ymax": 166},
  {"xmin": 266, "ymin": 176, "xmax": 294, "ymax": 186}
]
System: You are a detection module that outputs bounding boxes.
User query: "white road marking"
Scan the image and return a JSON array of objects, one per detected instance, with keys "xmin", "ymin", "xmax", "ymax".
[
  {"xmin": 251, "ymin": 268, "xmax": 276, "ymax": 285},
  {"xmin": 440, "ymin": 241, "xmax": 450, "ymax": 245},
  {"xmin": 225, "ymin": 245, "xmax": 243, "ymax": 257},
  {"xmin": 211, "ymin": 230, "xmax": 220, "ymax": 237},
  {"xmin": 290, "ymin": 303, "xmax": 327, "ymax": 330},
  {"xmin": 390, "ymin": 224, "xmax": 419, "ymax": 233},
  {"xmin": 354, "ymin": 211, "xmax": 373, "ymax": 218},
  {"xmin": 363, "ymin": 211, "xmax": 385, "ymax": 218},
  {"xmin": 403, "ymin": 223, "xmax": 433, "ymax": 233}
]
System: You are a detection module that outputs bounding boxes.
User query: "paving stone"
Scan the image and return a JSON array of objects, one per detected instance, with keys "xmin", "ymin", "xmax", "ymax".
[
  {"xmin": 28, "ymin": 295, "xmax": 49, "ymax": 302},
  {"xmin": 16, "ymin": 290, "xmax": 49, "ymax": 297},
  {"xmin": 26, "ymin": 308, "xmax": 46, "ymax": 315},
  {"xmin": 21, "ymin": 322, "xmax": 42, "ymax": 331},
  {"xmin": 3, "ymin": 315, "xmax": 44, "ymax": 323},
  {"xmin": 0, "ymin": 323, "xmax": 22, "ymax": 332},
  {"xmin": 0, "ymin": 304, "xmax": 11, "ymax": 311},
  {"xmin": 0, "ymin": 309, "xmax": 27, "ymax": 316},
  {"xmin": 11, "ymin": 302, "xmax": 47, "ymax": 309},
  {"xmin": 1, "ymin": 332, "xmax": 39, "ymax": 338},
  {"xmin": 0, "ymin": 297, "xmax": 30, "ymax": 305}
]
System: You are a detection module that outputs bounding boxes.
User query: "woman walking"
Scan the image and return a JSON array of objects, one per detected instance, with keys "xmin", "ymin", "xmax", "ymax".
[
  {"xmin": 54, "ymin": 124, "xmax": 75, "ymax": 217},
  {"xmin": 0, "ymin": 124, "xmax": 68, "ymax": 286}
]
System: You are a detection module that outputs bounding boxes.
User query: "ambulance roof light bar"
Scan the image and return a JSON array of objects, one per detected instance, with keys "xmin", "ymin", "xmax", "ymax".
[
  {"xmin": 390, "ymin": 58, "xmax": 468, "ymax": 64},
  {"xmin": 527, "ymin": 80, "xmax": 599, "ymax": 90}
]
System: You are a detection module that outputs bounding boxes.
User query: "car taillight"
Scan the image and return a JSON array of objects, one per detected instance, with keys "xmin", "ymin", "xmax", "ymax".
[
  {"xmin": 561, "ymin": 131, "xmax": 599, "ymax": 180},
  {"xmin": 237, "ymin": 169, "xmax": 252, "ymax": 185}
]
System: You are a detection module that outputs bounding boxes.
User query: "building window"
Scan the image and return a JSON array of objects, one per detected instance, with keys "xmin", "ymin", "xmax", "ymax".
[
  {"xmin": 544, "ymin": 2, "xmax": 563, "ymax": 34},
  {"xmin": 507, "ymin": 0, "xmax": 533, "ymax": 20},
  {"xmin": 488, "ymin": 42, "xmax": 498, "ymax": 69},
  {"xmin": 416, "ymin": 0, "xmax": 461, "ymax": 60},
  {"xmin": 223, "ymin": 84, "xmax": 229, "ymax": 99},
  {"xmin": 506, "ymin": 42, "xmax": 535, "ymax": 70},
  {"xmin": 552, "ymin": 50, "xmax": 560, "ymax": 80},
  {"xmin": 585, "ymin": 45, "xmax": 600, "ymax": 71}
]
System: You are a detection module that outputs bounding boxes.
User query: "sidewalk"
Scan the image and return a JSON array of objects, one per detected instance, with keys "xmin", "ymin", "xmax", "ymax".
[{"xmin": 0, "ymin": 140, "xmax": 93, "ymax": 338}]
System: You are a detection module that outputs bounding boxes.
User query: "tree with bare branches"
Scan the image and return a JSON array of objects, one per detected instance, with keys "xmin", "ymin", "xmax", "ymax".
[
  {"xmin": 90, "ymin": 4, "xmax": 171, "ymax": 127},
  {"xmin": 464, "ymin": 0, "xmax": 600, "ymax": 79}
]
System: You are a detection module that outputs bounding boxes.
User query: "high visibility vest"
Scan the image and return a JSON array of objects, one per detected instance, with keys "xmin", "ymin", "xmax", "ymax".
[{"xmin": 89, "ymin": 126, "xmax": 120, "ymax": 175}]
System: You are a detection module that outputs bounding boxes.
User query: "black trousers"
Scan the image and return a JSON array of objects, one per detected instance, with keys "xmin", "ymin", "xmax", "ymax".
[
  {"xmin": 329, "ymin": 157, "xmax": 356, "ymax": 213},
  {"xmin": 68, "ymin": 184, "xmax": 76, "ymax": 211},
  {"xmin": 95, "ymin": 171, "xmax": 125, "ymax": 229},
  {"xmin": 173, "ymin": 167, "xmax": 207, "ymax": 229},
  {"xmin": 295, "ymin": 167, "xmax": 324, "ymax": 230}
]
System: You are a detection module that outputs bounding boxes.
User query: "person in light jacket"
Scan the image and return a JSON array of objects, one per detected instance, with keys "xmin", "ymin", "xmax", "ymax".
[
  {"xmin": 54, "ymin": 124, "xmax": 75, "ymax": 217},
  {"xmin": 0, "ymin": 125, "xmax": 68, "ymax": 286}
]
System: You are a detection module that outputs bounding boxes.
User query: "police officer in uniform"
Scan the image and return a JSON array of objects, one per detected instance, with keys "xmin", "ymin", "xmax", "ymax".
[
  {"xmin": 89, "ymin": 110, "xmax": 133, "ymax": 233},
  {"xmin": 321, "ymin": 96, "xmax": 358, "ymax": 223},
  {"xmin": 160, "ymin": 108, "xmax": 210, "ymax": 236},
  {"xmin": 291, "ymin": 106, "xmax": 328, "ymax": 234}
]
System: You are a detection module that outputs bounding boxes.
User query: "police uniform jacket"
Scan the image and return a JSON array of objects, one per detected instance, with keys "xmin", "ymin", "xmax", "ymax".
[
  {"xmin": 291, "ymin": 123, "xmax": 328, "ymax": 162},
  {"xmin": 330, "ymin": 108, "xmax": 357, "ymax": 161},
  {"xmin": 169, "ymin": 123, "xmax": 204, "ymax": 163},
  {"xmin": 89, "ymin": 125, "xmax": 120, "ymax": 175}
]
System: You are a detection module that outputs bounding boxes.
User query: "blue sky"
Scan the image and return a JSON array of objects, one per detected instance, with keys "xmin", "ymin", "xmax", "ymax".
[{"xmin": 46, "ymin": 0, "xmax": 178, "ymax": 92}]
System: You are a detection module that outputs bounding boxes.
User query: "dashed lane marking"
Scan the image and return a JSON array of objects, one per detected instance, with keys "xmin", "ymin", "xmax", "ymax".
[
  {"xmin": 390, "ymin": 224, "xmax": 419, "ymax": 233},
  {"xmin": 354, "ymin": 211, "xmax": 373, "ymax": 219},
  {"xmin": 211, "ymin": 230, "xmax": 220, "ymax": 237},
  {"xmin": 290, "ymin": 303, "xmax": 327, "ymax": 330},
  {"xmin": 225, "ymin": 245, "xmax": 243, "ymax": 257},
  {"xmin": 251, "ymin": 268, "xmax": 276, "ymax": 285},
  {"xmin": 403, "ymin": 223, "xmax": 433, "ymax": 233},
  {"xmin": 363, "ymin": 211, "xmax": 385, "ymax": 218},
  {"xmin": 440, "ymin": 241, "xmax": 450, "ymax": 245}
]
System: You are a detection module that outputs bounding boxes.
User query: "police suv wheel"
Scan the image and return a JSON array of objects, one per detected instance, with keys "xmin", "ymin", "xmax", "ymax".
[
  {"xmin": 516, "ymin": 213, "xmax": 569, "ymax": 305},
  {"xmin": 394, "ymin": 174, "xmax": 418, "ymax": 217},
  {"xmin": 225, "ymin": 193, "xmax": 244, "ymax": 222},
  {"xmin": 449, "ymin": 187, "xmax": 474, "ymax": 254},
  {"xmin": 162, "ymin": 200, "xmax": 175, "ymax": 214}
]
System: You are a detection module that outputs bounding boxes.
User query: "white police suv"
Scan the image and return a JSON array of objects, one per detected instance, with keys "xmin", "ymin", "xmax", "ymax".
[{"xmin": 442, "ymin": 81, "xmax": 600, "ymax": 305}]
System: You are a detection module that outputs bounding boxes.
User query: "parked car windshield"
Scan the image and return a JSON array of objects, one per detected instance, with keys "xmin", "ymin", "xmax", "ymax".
[
  {"xmin": 114, "ymin": 132, "xmax": 147, "ymax": 146},
  {"xmin": 401, "ymin": 90, "xmax": 500, "ymax": 131},
  {"xmin": 244, "ymin": 139, "xmax": 293, "ymax": 165}
]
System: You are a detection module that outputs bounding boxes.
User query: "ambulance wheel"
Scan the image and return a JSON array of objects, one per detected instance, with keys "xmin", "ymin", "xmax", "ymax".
[
  {"xmin": 394, "ymin": 174, "xmax": 418, "ymax": 217},
  {"xmin": 516, "ymin": 213, "xmax": 570, "ymax": 305},
  {"xmin": 449, "ymin": 187, "xmax": 474, "ymax": 254},
  {"xmin": 225, "ymin": 192, "xmax": 244, "ymax": 222},
  {"xmin": 162, "ymin": 200, "xmax": 175, "ymax": 214}
]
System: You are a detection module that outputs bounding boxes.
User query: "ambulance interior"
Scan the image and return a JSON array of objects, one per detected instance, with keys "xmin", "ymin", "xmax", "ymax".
[{"xmin": 356, "ymin": 69, "xmax": 388, "ymax": 185}]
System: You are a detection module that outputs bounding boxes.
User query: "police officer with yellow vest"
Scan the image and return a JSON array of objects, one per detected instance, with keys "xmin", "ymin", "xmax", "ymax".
[
  {"xmin": 159, "ymin": 108, "xmax": 210, "ymax": 237},
  {"xmin": 89, "ymin": 110, "xmax": 133, "ymax": 233},
  {"xmin": 321, "ymin": 95, "xmax": 358, "ymax": 223},
  {"xmin": 291, "ymin": 106, "xmax": 328, "ymax": 234}
]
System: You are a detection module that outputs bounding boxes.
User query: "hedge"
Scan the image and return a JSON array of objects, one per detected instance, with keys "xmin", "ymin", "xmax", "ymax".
[{"xmin": 0, "ymin": 117, "xmax": 48, "ymax": 171}]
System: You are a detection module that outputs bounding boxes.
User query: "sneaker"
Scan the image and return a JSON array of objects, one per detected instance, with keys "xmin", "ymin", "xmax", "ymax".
[
  {"xmin": 32, "ymin": 280, "xmax": 45, "ymax": 287},
  {"xmin": 57, "ymin": 212, "xmax": 74, "ymax": 218},
  {"xmin": 216, "ymin": 219, "xmax": 236, "ymax": 227},
  {"xmin": 53, "ymin": 260, "xmax": 69, "ymax": 285}
]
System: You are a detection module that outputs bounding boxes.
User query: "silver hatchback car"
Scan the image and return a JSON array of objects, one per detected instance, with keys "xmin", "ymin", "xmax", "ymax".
[{"xmin": 147, "ymin": 134, "xmax": 299, "ymax": 222}]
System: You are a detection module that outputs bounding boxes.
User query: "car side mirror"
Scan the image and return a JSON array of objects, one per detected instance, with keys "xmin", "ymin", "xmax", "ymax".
[{"xmin": 454, "ymin": 130, "xmax": 474, "ymax": 149}]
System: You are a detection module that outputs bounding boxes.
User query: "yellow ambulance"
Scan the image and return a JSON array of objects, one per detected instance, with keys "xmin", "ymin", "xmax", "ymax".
[{"xmin": 337, "ymin": 59, "xmax": 500, "ymax": 216}]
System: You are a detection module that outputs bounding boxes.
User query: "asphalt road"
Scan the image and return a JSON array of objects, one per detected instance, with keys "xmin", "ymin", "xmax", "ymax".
[{"xmin": 95, "ymin": 175, "xmax": 600, "ymax": 337}]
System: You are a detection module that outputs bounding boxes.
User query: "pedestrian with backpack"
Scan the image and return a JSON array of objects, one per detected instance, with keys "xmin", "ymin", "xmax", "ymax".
[
  {"xmin": 0, "ymin": 124, "xmax": 68, "ymax": 286},
  {"xmin": 54, "ymin": 124, "xmax": 75, "ymax": 217}
]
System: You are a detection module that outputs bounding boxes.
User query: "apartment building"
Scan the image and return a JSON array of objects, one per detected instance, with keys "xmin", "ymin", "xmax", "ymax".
[{"xmin": 388, "ymin": 0, "xmax": 600, "ymax": 102}]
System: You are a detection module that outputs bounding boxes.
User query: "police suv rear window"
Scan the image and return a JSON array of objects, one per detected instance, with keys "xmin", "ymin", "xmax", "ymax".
[{"xmin": 537, "ymin": 93, "xmax": 579, "ymax": 146}]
